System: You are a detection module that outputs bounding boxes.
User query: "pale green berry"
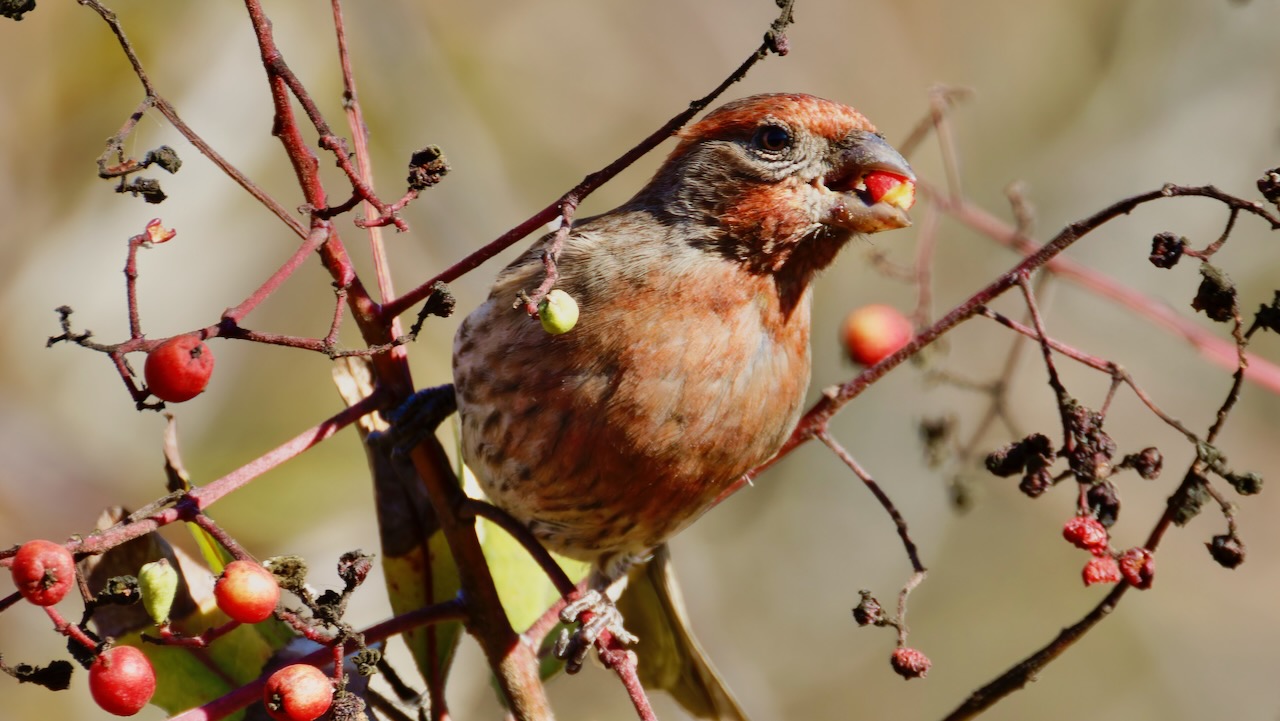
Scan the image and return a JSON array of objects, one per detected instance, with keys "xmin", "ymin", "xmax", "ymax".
[
  {"xmin": 138, "ymin": 558, "xmax": 179, "ymax": 625},
  {"xmin": 538, "ymin": 289, "xmax": 579, "ymax": 335}
]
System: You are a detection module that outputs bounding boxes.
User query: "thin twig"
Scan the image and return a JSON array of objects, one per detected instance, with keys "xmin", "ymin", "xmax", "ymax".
[
  {"xmin": 895, "ymin": 570, "xmax": 928, "ymax": 647},
  {"xmin": 977, "ymin": 307, "xmax": 1198, "ymax": 441},
  {"xmin": 72, "ymin": 392, "xmax": 383, "ymax": 558},
  {"xmin": 1016, "ymin": 274, "xmax": 1074, "ymax": 448},
  {"xmin": 329, "ymin": 0, "xmax": 406, "ymax": 337},
  {"xmin": 732, "ymin": 183, "xmax": 1280, "ymax": 499},
  {"xmin": 222, "ymin": 223, "xmax": 333, "ymax": 325},
  {"xmin": 939, "ymin": 585, "xmax": 1126, "ymax": 721},
  {"xmin": 911, "ymin": 202, "xmax": 940, "ymax": 328},
  {"xmin": 381, "ymin": 0, "xmax": 799, "ymax": 322},
  {"xmin": 923, "ymin": 182, "xmax": 1280, "ymax": 394},
  {"xmin": 463, "ymin": 500, "xmax": 577, "ymax": 598},
  {"xmin": 816, "ymin": 429, "xmax": 925, "ymax": 574},
  {"xmin": 78, "ymin": 0, "xmax": 305, "ymax": 237}
]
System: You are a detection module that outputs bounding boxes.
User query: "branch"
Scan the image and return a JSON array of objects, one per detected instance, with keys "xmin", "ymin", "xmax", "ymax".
[
  {"xmin": 71, "ymin": 393, "xmax": 382, "ymax": 557},
  {"xmin": 925, "ymin": 183, "xmax": 1280, "ymax": 394},
  {"xmin": 725, "ymin": 183, "xmax": 1280, "ymax": 504},
  {"xmin": 78, "ymin": 0, "xmax": 306, "ymax": 238},
  {"xmin": 380, "ymin": 0, "xmax": 799, "ymax": 321}
]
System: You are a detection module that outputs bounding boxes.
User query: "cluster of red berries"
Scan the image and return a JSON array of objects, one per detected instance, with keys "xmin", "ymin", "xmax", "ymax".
[
  {"xmin": 212, "ymin": 561, "xmax": 332, "ymax": 720},
  {"xmin": 8, "ymin": 541, "xmax": 330, "ymax": 719},
  {"xmin": 1062, "ymin": 516, "xmax": 1155, "ymax": 589},
  {"xmin": 213, "ymin": 562, "xmax": 332, "ymax": 720},
  {"xmin": 8, "ymin": 540, "xmax": 158, "ymax": 716}
]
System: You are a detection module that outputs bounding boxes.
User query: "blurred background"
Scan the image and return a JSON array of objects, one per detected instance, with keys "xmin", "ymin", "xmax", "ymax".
[{"xmin": 2, "ymin": 0, "xmax": 1279, "ymax": 719}]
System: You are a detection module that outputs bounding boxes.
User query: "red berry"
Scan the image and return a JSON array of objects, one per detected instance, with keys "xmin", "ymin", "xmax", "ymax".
[
  {"xmin": 1118, "ymin": 547, "xmax": 1155, "ymax": 589},
  {"xmin": 89, "ymin": 646, "xmax": 156, "ymax": 716},
  {"xmin": 1062, "ymin": 516, "xmax": 1109, "ymax": 554},
  {"xmin": 1082, "ymin": 556, "xmax": 1122, "ymax": 586},
  {"xmin": 214, "ymin": 560, "xmax": 280, "ymax": 624},
  {"xmin": 10, "ymin": 539, "xmax": 75, "ymax": 606},
  {"xmin": 263, "ymin": 664, "xmax": 334, "ymax": 721},
  {"xmin": 863, "ymin": 171, "xmax": 916, "ymax": 210},
  {"xmin": 144, "ymin": 335, "xmax": 214, "ymax": 403},
  {"xmin": 841, "ymin": 304, "xmax": 913, "ymax": 366},
  {"xmin": 889, "ymin": 646, "xmax": 931, "ymax": 679}
]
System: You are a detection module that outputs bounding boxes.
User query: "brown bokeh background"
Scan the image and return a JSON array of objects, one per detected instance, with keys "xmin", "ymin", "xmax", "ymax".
[{"xmin": 2, "ymin": 1, "xmax": 1279, "ymax": 719}]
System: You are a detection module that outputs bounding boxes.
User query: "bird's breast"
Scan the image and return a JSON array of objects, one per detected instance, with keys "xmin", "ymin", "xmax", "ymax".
[{"xmin": 454, "ymin": 251, "xmax": 813, "ymax": 563}]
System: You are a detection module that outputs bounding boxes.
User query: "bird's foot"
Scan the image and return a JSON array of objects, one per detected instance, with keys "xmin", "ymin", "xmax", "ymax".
[
  {"xmin": 371, "ymin": 383, "xmax": 458, "ymax": 454},
  {"xmin": 554, "ymin": 589, "xmax": 638, "ymax": 674}
]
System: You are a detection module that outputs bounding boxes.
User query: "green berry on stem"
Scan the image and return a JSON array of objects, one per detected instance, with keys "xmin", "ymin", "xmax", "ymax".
[
  {"xmin": 538, "ymin": 289, "xmax": 579, "ymax": 335},
  {"xmin": 138, "ymin": 558, "xmax": 179, "ymax": 625}
]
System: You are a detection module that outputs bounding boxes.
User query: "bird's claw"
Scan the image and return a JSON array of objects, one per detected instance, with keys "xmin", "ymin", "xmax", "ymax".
[
  {"xmin": 553, "ymin": 589, "xmax": 638, "ymax": 674},
  {"xmin": 372, "ymin": 384, "xmax": 458, "ymax": 455}
]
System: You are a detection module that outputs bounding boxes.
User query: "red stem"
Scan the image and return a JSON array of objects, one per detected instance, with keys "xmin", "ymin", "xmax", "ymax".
[
  {"xmin": 222, "ymin": 224, "xmax": 331, "ymax": 325},
  {"xmin": 44, "ymin": 606, "xmax": 99, "ymax": 652},
  {"xmin": 381, "ymin": 22, "xmax": 795, "ymax": 321},
  {"xmin": 925, "ymin": 183, "xmax": 1280, "ymax": 394},
  {"xmin": 598, "ymin": 646, "xmax": 657, "ymax": 721},
  {"xmin": 72, "ymin": 393, "xmax": 381, "ymax": 557},
  {"xmin": 186, "ymin": 393, "xmax": 382, "ymax": 511}
]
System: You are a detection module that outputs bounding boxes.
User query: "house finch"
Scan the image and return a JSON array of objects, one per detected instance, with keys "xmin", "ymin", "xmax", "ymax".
[{"xmin": 452, "ymin": 93, "xmax": 913, "ymax": 660}]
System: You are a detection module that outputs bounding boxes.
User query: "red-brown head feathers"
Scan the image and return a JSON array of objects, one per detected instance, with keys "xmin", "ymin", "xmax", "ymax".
[
  {"xmin": 621, "ymin": 92, "xmax": 911, "ymax": 302},
  {"xmin": 672, "ymin": 93, "xmax": 876, "ymax": 158}
]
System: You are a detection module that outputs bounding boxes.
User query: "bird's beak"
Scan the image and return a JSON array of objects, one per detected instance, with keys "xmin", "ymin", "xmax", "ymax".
[{"xmin": 819, "ymin": 131, "xmax": 915, "ymax": 234}]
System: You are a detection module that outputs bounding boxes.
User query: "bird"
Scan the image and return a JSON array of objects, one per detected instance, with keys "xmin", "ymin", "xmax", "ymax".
[{"xmin": 451, "ymin": 92, "xmax": 913, "ymax": 669}]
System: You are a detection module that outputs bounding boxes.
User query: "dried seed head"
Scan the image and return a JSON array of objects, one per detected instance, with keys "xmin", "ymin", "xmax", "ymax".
[
  {"xmin": 407, "ymin": 145, "xmax": 450, "ymax": 190},
  {"xmin": 1224, "ymin": 471, "xmax": 1263, "ymax": 496},
  {"xmin": 1191, "ymin": 264, "xmax": 1238, "ymax": 323},
  {"xmin": 1206, "ymin": 533, "xmax": 1246, "ymax": 569},
  {"xmin": 851, "ymin": 590, "xmax": 884, "ymax": 627},
  {"xmin": 1258, "ymin": 167, "xmax": 1280, "ymax": 208},
  {"xmin": 1086, "ymin": 482, "xmax": 1121, "ymax": 528},
  {"xmin": 1123, "ymin": 447, "xmax": 1163, "ymax": 481},
  {"xmin": 1149, "ymin": 232, "xmax": 1185, "ymax": 269}
]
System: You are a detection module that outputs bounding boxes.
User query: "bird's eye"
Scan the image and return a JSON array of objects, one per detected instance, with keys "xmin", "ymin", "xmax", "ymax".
[{"xmin": 753, "ymin": 125, "xmax": 791, "ymax": 152}]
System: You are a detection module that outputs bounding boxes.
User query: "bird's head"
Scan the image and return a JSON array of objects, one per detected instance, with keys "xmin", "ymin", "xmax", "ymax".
[{"xmin": 636, "ymin": 93, "xmax": 914, "ymax": 281}]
